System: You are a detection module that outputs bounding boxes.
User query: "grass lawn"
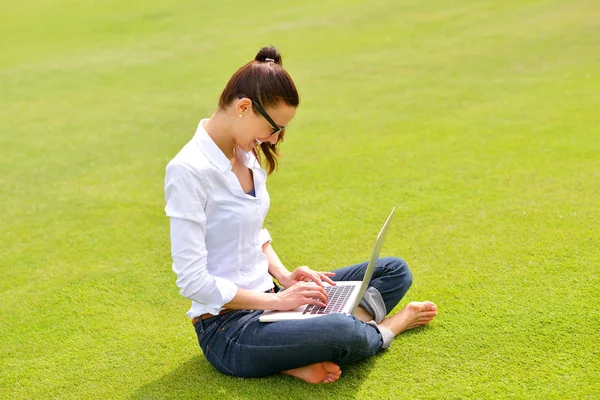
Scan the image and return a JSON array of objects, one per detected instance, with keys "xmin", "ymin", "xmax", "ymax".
[{"xmin": 1, "ymin": 0, "xmax": 599, "ymax": 398}]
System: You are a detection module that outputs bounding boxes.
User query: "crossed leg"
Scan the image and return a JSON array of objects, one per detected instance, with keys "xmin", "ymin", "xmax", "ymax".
[{"xmin": 282, "ymin": 301, "xmax": 437, "ymax": 384}]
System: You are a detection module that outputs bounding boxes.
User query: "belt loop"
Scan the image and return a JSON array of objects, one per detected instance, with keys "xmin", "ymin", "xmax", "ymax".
[{"xmin": 192, "ymin": 317, "xmax": 204, "ymax": 333}]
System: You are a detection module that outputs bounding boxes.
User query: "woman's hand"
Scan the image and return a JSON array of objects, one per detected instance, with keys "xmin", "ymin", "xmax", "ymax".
[
  {"xmin": 274, "ymin": 281, "xmax": 330, "ymax": 311},
  {"xmin": 279, "ymin": 266, "xmax": 336, "ymax": 289}
]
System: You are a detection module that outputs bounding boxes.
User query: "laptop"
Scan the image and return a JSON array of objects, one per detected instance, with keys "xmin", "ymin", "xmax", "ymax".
[{"xmin": 259, "ymin": 207, "xmax": 395, "ymax": 322}]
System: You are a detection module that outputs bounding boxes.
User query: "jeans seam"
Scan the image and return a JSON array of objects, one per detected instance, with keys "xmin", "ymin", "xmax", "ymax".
[{"xmin": 205, "ymin": 344, "xmax": 236, "ymax": 376}]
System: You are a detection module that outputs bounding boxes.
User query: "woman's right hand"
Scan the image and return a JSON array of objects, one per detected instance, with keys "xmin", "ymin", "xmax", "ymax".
[{"xmin": 274, "ymin": 281, "xmax": 329, "ymax": 311}]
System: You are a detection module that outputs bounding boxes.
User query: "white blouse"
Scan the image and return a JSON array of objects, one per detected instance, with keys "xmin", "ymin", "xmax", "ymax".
[{"xmin": 164, "ymin": 119, "xmax": 274, "ymax": 319}]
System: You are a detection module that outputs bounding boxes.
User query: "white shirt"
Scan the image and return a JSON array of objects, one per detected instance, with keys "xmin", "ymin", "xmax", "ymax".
[{"xmin": 164, "ymin": 119, "xmax": 274, "ymax": 319}]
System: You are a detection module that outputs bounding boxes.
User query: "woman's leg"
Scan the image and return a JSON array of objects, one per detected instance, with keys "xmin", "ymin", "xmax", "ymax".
[
  {"xmin": 194, "ymin": 257, "xmax": 430, "ymax": 382},
  {"xmin": 195, "ymin": 310, "xmax": 384, "ymax": 379}
]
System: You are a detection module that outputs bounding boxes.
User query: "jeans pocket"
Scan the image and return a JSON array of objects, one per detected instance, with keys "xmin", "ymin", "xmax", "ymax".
[{"xmin": 217, "ymin": 310, "xmax": 243, "ymax": 332}]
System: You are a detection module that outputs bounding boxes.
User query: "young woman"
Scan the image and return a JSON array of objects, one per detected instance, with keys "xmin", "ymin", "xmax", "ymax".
[{"xmin": 164, "ymin": 46, "xmax": 437, "ymax": 384}]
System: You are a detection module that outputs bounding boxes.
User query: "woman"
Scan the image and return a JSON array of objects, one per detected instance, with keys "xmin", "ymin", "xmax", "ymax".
[{"xmin": 164, "ymin": 46, "xmax": 437, "ymax": 384}]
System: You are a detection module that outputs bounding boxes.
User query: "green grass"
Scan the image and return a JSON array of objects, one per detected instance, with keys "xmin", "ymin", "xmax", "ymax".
[{"xmin": 1, "ymin": 0, "xmax": 599, "ymax": 398}]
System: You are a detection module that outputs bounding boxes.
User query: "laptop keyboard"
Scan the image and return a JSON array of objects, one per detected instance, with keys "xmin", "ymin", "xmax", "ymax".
[{"xmin": 303, "ymin": 285, "xmax": 355, "ymax": 315}]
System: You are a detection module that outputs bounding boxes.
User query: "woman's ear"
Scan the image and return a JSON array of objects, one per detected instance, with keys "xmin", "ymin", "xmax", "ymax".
[{"xmin": 235, "ymin": 97, "xmax": 252, "ymax": 116}]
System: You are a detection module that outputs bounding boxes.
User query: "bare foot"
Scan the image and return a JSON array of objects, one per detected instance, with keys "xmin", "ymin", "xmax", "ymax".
[
  {"xmin": 379, "ymin": 301, "xmax": 437, "ymax": 335},
  {"xmin": 281, "ymin": 361, "xmax": 342, "ymax": 384}
]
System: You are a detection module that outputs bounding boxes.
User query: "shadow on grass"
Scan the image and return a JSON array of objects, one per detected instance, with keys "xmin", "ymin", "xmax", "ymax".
[{"xmin": 132, "ymin": 353, "xmax": 378, "ymax": 400}]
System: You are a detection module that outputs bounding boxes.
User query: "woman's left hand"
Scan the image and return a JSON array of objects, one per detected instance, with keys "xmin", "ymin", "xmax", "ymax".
[{"xmin": 280, "ymin": 266, "xmax": 336, "ymax": 289}]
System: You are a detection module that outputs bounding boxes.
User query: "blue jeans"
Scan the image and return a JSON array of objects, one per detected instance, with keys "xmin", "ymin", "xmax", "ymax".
[{"xmin": 193, "ymin": 257, "xmax": 412, "ymax": 377}]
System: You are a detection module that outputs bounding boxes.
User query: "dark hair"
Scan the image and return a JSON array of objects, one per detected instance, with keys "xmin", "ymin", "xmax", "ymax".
[{"xmin": 218, "ymin": 46, "xmax": 300, "ymax": 174}]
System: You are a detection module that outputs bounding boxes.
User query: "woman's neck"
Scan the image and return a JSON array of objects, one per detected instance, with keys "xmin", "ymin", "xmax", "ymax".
[{"xmin": 204, "ymin": 111, "xmax": 236, "ymax": 160}]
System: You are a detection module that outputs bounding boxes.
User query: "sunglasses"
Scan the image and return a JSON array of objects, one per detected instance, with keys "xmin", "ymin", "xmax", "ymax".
[{"xmin": 238, "ymin": 96, "xmax": 287, "ymax": 135}]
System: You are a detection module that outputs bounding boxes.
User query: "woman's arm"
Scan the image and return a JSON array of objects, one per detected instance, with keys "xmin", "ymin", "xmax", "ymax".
[
  {"xmin": 224, "ymin": 283, "xmax": 328, "ymax": 311},
  {"xmin": 166, "ymin": 163, "xmax": 239, "ymax": 308},
  {"xmin": 221, "ymin": 241, "xmax": 328, "ymax": 311},
  {"xmin": 171, "ymin": 220, "xmax": 328, "ymax": 312},
  {"xmin": 263, "ymin": 241, "xmax": 293, "ymax": 288},
  {"xmin": 263, "ymin": 241, "xmax": 336, "ymax": 290}
]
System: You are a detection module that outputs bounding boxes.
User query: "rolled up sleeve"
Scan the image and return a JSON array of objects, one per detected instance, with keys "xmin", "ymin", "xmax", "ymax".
[{"xmin": 259, "ymin": 228, "xmax": 272, "ymax": 245}]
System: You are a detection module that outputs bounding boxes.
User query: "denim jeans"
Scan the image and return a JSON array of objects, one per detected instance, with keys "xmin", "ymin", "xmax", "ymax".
[{"xmin": 193, "ymin": 257, "xmax": 412, "ymax": 377}]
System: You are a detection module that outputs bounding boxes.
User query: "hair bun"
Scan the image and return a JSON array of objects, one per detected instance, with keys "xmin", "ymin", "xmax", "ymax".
[{"xmin": 255, "ymin": 46, "xmax": 282, "ymax": 65}]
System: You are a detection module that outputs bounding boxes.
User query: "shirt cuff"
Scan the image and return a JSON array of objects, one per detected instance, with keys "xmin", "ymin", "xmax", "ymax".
[
  {"xmin": 259, "ymin": 228, "xmax": 272, "ymax": 245},
  {"xmin": 213, "ymin": 276, "xmax": 238, "ymax": 306}
]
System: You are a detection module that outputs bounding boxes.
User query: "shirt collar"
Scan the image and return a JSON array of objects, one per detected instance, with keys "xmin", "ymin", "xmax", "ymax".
[
  {"xmin": 239, "ymin": 147, "xmax": 267, "ymax": 191},
  {"xmin": 194, "ymin": 119, "xmax": 266, "ymax": 178},
  {"xmin": 194, "ymin": 119, "xmax": 232, "ymax": 174},
  {"xmin": 238, "ymin": 147, "xmax": 262, "ymax": 171}
]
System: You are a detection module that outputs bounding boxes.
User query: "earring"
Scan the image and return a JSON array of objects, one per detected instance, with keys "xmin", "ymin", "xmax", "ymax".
[{"xmin": 239, "ymin": 114, "xmax": 242, "ymax": 118}]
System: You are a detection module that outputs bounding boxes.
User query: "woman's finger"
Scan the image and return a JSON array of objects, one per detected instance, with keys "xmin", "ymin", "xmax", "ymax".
[
  {"xmin": 306, "ymin": 298, "xmax": 327, "ymax": 307},
  {"xmin": 294, "ymin": 283, "xmax": 327, "ymax": 303},
  {"xmin": 319, "ymin": 273, "xmax": 336, "ymax": 286},
  {"xmin": 304, "ymin": 289, "xmax": 328, "ymax": 304},
  {"xmin": 300, "ymin": 287, "xmax": 328, "ymax": 303},
  {"xmin": 309, "ymin": 272, "xmax": 325, "ymax": 287}
]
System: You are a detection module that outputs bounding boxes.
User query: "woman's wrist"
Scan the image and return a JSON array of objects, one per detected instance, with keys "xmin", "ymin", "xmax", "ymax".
[
  {"xmin": 265, "ymin": 291, "xmax": 281, "ymax": 310},
  {"xmin": 268, "ymin": 262, "xmax": 290, "ymax": 285},
  {"xmin": 263, "ymin": 242, "xmax": 291, "ymax": 286},
  {"xmin": 275, "ymin": 268, "xmax": 292, "ymax": 288}
]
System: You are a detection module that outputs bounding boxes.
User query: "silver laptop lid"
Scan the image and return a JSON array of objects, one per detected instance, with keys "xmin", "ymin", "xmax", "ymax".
[{"xmin": 351, "ymin": 207, "xmax": 395, "ymax": 313}]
